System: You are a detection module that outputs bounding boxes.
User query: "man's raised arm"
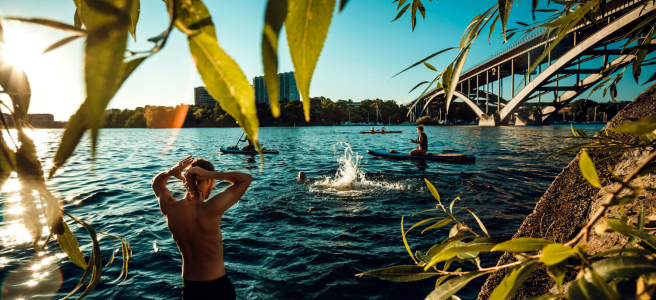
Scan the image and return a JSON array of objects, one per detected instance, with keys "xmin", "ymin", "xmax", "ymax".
[{"xmin": 152, "ymin": 156, "xmax": 193, "ymax": 211}]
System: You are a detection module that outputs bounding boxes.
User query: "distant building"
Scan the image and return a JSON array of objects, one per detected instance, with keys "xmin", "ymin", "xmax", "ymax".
[
  {"xmin": 346, "ymin": 102, "xmax": 360, "ymax": 107},
  {"xmin": 3, "ymin": 113, "xmax": 54, "ymax": 128},
  {"xmin": 253, "ymin": 71, "xmax": 300, "ymax": 103},
  {"xmin": 194, "ymin": 86, "xmax": 217, "ymax": 106}
]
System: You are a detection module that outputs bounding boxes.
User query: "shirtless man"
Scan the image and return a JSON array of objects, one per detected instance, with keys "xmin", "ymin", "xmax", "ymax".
[{"xmin": 152, "ymin": 156, "xmax": 253, "ymax": 299}]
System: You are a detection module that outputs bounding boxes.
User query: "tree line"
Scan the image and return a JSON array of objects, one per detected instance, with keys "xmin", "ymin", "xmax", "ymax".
[{"xmin": 102, "ymin": 97, "xmax": 412, "ymax": 128}]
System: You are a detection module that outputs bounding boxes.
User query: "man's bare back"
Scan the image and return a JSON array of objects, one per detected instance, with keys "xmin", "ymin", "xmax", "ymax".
[{"xmin": 152, "ymin": 156, "xmax": 252, "ymax": 298}]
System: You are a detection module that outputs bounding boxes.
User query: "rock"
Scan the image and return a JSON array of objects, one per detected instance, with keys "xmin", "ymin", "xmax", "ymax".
[{"xmin": 477, "ymin": 86, "xmax": 656, "ymax": 300}]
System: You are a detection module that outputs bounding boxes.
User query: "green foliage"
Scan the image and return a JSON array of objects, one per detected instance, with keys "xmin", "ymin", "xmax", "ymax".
[
  {"xmin": 579, "ymin": 151, "xmax": 601, "ymax": 188},
  {"xmin": 57, "ymin": 221, "xmax": 88, "ymax": 270},
  {"xmin": 491, "ymin": 238, "xmax": 553, "ymax": 253},
  {"xmin": 489, "ymin": 260, "xmax": 539, "ymax": 300},
  {"xmin": 286, "ymin": 0, "xmax": 335, "ymax": 121},
  {"xmin": 355, "ymin": 265, "xmax": 440, "ymax": 282},
  {"xmin": 262, "ymin": 0, "xmax": 287, "ymax": 118}
]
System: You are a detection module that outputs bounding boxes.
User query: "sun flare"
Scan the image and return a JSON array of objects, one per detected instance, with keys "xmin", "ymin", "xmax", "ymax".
[{"xmin": 0, "ymin": 25, "xmax": 48, "ymax": 72}]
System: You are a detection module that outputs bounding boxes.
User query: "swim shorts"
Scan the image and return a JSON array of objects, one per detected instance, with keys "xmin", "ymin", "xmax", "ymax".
[{"xmin": 182, "ymin": 274, "xmax": 236, "ymax": 300}]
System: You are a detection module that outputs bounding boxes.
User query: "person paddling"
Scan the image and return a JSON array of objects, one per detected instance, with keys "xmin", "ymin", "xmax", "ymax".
[
  {"xmin": 152, "ymin": 156, "xmax": 253, "ymax": 299},
  {"xmin": 239, "ymin": 135, "xmax": 255, "ymax": 151},
  {"xmin": 410, "ymin": 125, "xmax": 428, "ymax": 156}
]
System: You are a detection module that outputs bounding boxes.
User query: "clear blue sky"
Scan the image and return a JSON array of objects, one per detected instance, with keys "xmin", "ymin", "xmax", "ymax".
[{"xmin": 0, "ymin": 0, "xmax": 652, "ymax": 121}]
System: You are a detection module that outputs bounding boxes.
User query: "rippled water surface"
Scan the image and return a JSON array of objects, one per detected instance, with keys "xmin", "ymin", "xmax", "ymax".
[{"xmin": 0, "ymin": 124, "xmax": 604, "ymax": 299}]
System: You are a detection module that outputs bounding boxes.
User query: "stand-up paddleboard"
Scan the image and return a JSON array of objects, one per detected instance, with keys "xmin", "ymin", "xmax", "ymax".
[
  {"xmin": 360, "ymin": 131, "xmax": 402, "ymax": 134},
  {"xmin": 367, "ymin": 150, "xmax": 475, "ymax": 162},
  {"xmin": 220, "ymin": 147, "xmax": 279, "ymax": 155}
]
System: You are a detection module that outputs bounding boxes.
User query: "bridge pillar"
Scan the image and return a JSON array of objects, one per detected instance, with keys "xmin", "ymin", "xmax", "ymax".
[
  {"xmin": 514, "ymin": 112, "xmax": 543, "ymax": 126},
  {"xmin": 479, "ymin": 113, "xmax": 499, "ymax": 126}
]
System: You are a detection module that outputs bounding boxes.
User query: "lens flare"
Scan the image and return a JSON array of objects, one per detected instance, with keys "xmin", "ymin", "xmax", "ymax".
[{"xmin": 161, "ymin": 104, "xmax": 190, "ymax": 156}]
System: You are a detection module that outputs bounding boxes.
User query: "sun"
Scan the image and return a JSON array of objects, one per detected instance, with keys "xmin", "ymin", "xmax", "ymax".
[{"xmin": 1, "ymin": 25, "xmax": 48, "ymax": 72}]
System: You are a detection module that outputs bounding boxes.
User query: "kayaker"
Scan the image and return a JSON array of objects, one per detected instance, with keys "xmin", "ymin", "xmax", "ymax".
[
  {"xmin": 152, "ymin": 156, "xmax": 252, "ymax": 299},
  {"xmin": 381, "ymin": 127, "xmax": 386, "ymax": 133},
  {"xmin": 410, "ymin": 125, "xmax": 428, "ymax": 156},
  {"xmin": 239, "ymin": 135, "xmax": 255, "ymax": 151},
  {"xmin": 370, "ymin": 127, "xmax": 375, "ymax": 133}
]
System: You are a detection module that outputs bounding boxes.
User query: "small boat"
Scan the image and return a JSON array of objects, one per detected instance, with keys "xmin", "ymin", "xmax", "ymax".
[
  {"xmin": 360, "ymin": 131, "xmax": 403, "ymax": 134},
  {"xmin": 219, "ymin": 147, "xmax": 279, "ymax": 155},
  {"xmin": 367, "ymin": 150, "xmax": 475, "ymax": 162}
]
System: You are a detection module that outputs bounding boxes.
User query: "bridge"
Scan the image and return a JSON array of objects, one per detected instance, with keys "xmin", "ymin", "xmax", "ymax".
[{"xmin": 409, "ymin": 0, "xmax": 654, "ymax": 126}]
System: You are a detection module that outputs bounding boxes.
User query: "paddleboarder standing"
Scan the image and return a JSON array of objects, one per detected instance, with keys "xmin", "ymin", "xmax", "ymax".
[{"xmin": 410, "ymin": 125, "xmax": 428, "ymax": 156}]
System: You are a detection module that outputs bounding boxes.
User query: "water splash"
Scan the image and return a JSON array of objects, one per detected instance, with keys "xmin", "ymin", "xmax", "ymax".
[{"xmin": 312, "ymin": 143, "xmax": 406, "ymax": 196}]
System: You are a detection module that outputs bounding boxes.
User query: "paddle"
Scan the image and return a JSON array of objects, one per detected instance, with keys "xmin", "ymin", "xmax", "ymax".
[{"xmin": 234, "ymin": 132, "xmax": 245, "ymax": 150}]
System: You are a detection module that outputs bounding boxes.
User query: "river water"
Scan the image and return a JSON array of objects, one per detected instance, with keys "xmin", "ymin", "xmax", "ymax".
[{"xmin": 0, "ymin": 124, "xmax": 604, "ymax": 299}]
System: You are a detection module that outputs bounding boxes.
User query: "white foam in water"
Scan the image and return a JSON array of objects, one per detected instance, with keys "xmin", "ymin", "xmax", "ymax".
[{"xmin": 311, "ymin": 142, "xmax": 406, "ymax": 196}]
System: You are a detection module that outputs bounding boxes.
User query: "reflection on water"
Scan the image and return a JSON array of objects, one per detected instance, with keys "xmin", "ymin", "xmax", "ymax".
[{"xmin": 0, "ymin": 125, "xmax": 605, "ymax": 299}]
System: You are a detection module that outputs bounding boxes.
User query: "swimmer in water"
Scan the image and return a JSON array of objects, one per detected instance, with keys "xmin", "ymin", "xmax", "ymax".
[{"xmin": 297, "ymin": 171, "xmax": 315, "ymax": 183}]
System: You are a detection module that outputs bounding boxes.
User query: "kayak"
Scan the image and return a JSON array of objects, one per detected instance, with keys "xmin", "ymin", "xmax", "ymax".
[
  {"xmin": 219, "ymin": 147, "xmax": 279, "ymax": 154},
  {"xmin": 367, "ymin": 150, "xmax": 475, "ymax": 162},
  {"xmin": 360, "ymin": 131, "xmax": 402, "ymax": 134}
]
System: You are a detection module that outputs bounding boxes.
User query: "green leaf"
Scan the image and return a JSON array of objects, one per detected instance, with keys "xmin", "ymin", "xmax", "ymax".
[
  {"xmin": 491, "ymin": 238, "xmax": 553, "ymax": 253},
  {"xmin": 456, "ymin": 207, "xmax": 491, "ymax": 238},
  {"xmin": 488, "ymin": 12, "xmax": 500, "ymax": 44},
  {"xmin": 445, "ymin": 46, "xmax": 469, "ymax": 114},
  {"xmin": 426, "ymin": 235, "xmax": 474, "ymax": 257},
  {"xmin": 407, "ymin": 217, "xmax": 446, "ymax": 233},
  {"xmin": 50, "ymin": 56, "xmax": 148, "ymax": 178},
  {"xmin": 57, "ymin": 221, "xmax": 88, "ymax": 270},
  {"xmin": 286, "ymin": 0, "xmax": 335, "ymax": 121},
  {"xmin": 523, "ymin": 294, "xmax": 566, "ymax": 300},
  {"xmin": 128, "ymin": 0, "xmax": 140, "ymax": 41},
  {"xmin": 593, "ymin": 256, "xmax": 656, "ymax": 281},
  {"xmin": 601, "ymin": 194, "xmax": 636, "ymax": 207},
  {"xmin": 171, "ymin": 0, "xmax": 261, "ymax": 156},
  {"xmin": 0, "ymin": 130, "xmax": 15, "ymax": 188},
  {"xmin": 262, "ymin": 0, "xmax": 288, "ymax": 118},
  {"xmin": 591, "ymin": 248, "xmax": 652, "ymax": 258},
  {"xmin": 42, "ymin": 35, "xmax": 82, "ymax": 55},
  {"xmin": 425, "ymin": 271, "xmax": 488, "ymax": 300},
  {"xmin": 449, "ymin": 197, "xmax": 460, "ymax": 214},
  {"xmin": 5, "ymin": 17, "xmax": 87, "ymax": 35},
  {"xmin": 339, "ymin": 0, "xmax": 349, "ymax": 12},
  {"xmin": 588, "ymin": 269, "xmax": 621, "ymax": 300},
  {"xmin": 61, "ymin": 212, "xmax": 103, "ymax": 299},
  {"xmin": 402, "ymin": 216, "xmax": 418, "ymax": 264},
  {"xmin": 422, "ymin": 219, "xmax": 453, "ymax": 234},
  {"xmin": 611, "ymin": 116, "xmax": 656, "ymax": 135},
  {"xmin": 416, "ymin": 250, "xmax": 431, "ymax": 265},
  {"xmin": 356, "ymin": 265, "xmax": 440, "ymax": 282},
  {"xmin": 424, "ymin": 61, "xmax": 438, "ymax": 71},
  {"xmin": 74, "ymin": 9, "xmax": 83, "ymax": 28},
  {"xmin": 79, "ymin": 0, "xmax": 131, "ymax": 151},
  {"xmin": 540, "ymin": 244, "xmax": 575, "ymax": 266},
  {"xmin": 409, "ymin": 81, "xmax": 430, "ymax": 93},
  {"xmin": 392, "ymin": 3, "xmax": 411, "ymax": 22},
  {"xmin": 425, "ymin": 238, "xmax": 496, "ymax": 270},
  {"xmin": 547, "ymin": 260, "xmax": 567, "ymax": 292},
  {"xmin": 489, "ymin": 260, "xmax": 539, "ymax": 300},
  {"xmin": 392, "ymin": 47, "xmax": 457, "ymax": 78},
  {"xmin": 498, "ymin": 0, "xmax": 515, "ymax": 42},
  {"xmin": 607, "ymin": 220, "xmax": 656, "ymax": 251},
  {"xmin": 424, "ymin": 178, "xmax": 443, "ymax": 206},
  {"xmin": 579, "ymin": 151, "xmax": 601, "ymax": 188}
]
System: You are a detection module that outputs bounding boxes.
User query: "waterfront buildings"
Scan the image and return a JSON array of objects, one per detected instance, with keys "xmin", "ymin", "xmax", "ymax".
[
  {"xmin": 3, "ymin": 113, "xmax": 55, "ymax": 127},
  {"xmin": 194, "ymin": 86, "xmax": 216, "ymax": 106},
  {"xmin": 253, "ymin": 71, "xmax": 300, "ymax": 103}
]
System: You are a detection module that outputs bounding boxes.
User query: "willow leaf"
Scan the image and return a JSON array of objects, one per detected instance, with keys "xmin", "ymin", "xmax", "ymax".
[
  {"xmin": 498, "ymin": 0, "xmax": 515, "ymax": 42},
  {"xmin": 57, "ymin": 221, "xmax": 87, "ymax": 269},
  {"xmin": 129, "ymin": 0, "xmax": 140, "ymax": 41},
  {"xmin": 488, "ymin": 12, "xmax": 500, "ymax": 44},
  {"xmin": 74, "ymin": 9, "xmax": 82, "ymax": 28},
  {"xmin": 262, "ymin": 0, "xmax": 288, "ymax": 118},
  {"xmin": 356, "ymin": 265, "xmax": 440, "ymax": 282},
  {"xmin": 406, "ymin": 217, "xmax": 445, "ymax": 233},
  {"xmin": 422, "ymin": 219, "xmax": 453, "ymax": 234},
  {"xmin": 611, "ymin": 116, "xmax": 656, "ymax": 135},
  {"xmin": 286, "ymin": 0, "xmax": 335, "ymax": 121},
  {"xmin": 579, "ymin": 151, "xmax": 601, "ymax": 188},
  {"xmin": 42, "ymin": 35, "xmax": 82, "ymax": 55},
  {"xmin": 491, "ymin": 238, "xmax": 552, "ymax": 252},
  {"xmin": 80, "ymin": 0, "xmax": 131, "ymax": 151},
  {"xmin": 489, "ymin": 260, "xmax": 539, "ymax": 300},
  {"xmin": 0, "ymin": 130, "xmax": 15, "ymax": 188},
  {"xmin": 445, "ymin": 46, "xmax": 469, "ymax": 114},
  {"xmin": 402, "ymin": 216, "xmax": 418, "ymax": 264},
  {"xmin": 392, "ymin": 47, "xmax": 457, "ymax": 78},
  {"xmin": 5, "ymin": 17, "xmax": 87, "ymax": 35},
  {"xmin": 339, "ymin": 0, "xmax": 349, "ymax": 12},
  {"xmin": 392, "ymin": 3, "xmax": 411, "ymax": 22},
  {"xmin": 426, "ymin": 271, "xmax": 488, "ymax": 300},
  {"xmin": 409, "ymin": 81, "xmax": 429, "ymax": 93},
  {"xmin": 424, "ymin": 178, "xmax": 442, "ymax": 206},
  {"xmin": 540, "ymin": 244, "xmax": 575, "ymax": 266}
]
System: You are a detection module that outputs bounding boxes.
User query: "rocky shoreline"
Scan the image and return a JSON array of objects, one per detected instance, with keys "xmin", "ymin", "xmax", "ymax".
[{"xmin": 477, "ymin": 86, "xmax": 656, "ymax": 299}]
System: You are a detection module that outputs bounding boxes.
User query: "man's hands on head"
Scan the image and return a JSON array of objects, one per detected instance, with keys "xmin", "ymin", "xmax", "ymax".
[
  {"xmin": 185, "ymin": 166, "xmax": 214, "ymax": 181},
  {"xmin": 169, "ymin": 155, "xmax": 193, "ymax": 183}
]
